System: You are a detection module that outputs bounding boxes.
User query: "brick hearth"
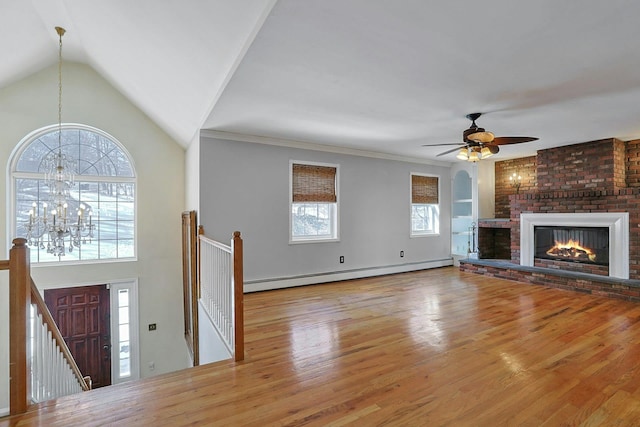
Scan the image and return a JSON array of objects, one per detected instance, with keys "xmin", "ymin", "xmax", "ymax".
[{"xmin": 460, "ymin": 259, "xmax": 640, "ymax": 302}]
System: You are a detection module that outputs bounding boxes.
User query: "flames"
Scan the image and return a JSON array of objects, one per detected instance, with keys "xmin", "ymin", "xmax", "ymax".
[{"xmin": 546, "ymin": 239, "xmax": 597, "ymax": 262}]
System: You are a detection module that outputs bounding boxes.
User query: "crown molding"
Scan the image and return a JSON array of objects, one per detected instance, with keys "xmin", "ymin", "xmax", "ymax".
[{"xmin": 200, "ymin": 130, "xmax": 452, "ymax": 167}]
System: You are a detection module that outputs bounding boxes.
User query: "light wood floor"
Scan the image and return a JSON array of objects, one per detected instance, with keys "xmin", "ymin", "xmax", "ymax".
[{"xmin": 4, "ymin": 267, "xmax": 640, "ymax": 426}]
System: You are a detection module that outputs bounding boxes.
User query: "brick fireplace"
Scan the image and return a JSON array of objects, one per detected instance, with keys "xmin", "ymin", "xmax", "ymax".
[{"xmin": 461, "ymin": 138, "xmax": 640, "ymax": 301}]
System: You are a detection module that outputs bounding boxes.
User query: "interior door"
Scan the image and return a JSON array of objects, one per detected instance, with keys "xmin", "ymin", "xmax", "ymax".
[{"xmin": 44, "ymin": 285, "xmax": 112, "ymax": 388}]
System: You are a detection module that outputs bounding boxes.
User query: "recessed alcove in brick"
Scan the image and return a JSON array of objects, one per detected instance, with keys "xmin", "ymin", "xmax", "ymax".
[
  {"xmin": 478, "ymin": 227, "xmax": 510, "ymax": 259},
  {"xmin": 478, "ymin": 219, "xmax": 511, "ymax": 260}
]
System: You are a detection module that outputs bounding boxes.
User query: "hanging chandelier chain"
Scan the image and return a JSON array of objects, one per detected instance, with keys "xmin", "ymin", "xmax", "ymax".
[
  {"xmin": 23, "ymin": 26, "xmax": 95, "ymax": 259},
  {"xmin": 56, "ymin": 26, "xmax": 65, "ymax": 151}
]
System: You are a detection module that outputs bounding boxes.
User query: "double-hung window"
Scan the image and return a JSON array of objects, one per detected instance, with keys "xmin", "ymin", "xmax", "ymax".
[
  {"xmin": 290, "ymin": 161, "xmax": 339, "ymax": 242},
  {"xmin": 411, "ymin": 174, "xmax": 439, "ymax": 236}
]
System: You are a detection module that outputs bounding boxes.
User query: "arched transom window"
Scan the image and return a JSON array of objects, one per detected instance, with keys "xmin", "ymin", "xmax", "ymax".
[{"xmin": 10, "ymin": 124, "xmax": 136, "ymax": 263}]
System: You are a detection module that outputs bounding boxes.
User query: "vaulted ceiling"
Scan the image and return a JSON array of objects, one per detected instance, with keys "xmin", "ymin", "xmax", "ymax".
[{"xmin": 4, "ymin": 0, "xmax": 640, "ymax": 162}]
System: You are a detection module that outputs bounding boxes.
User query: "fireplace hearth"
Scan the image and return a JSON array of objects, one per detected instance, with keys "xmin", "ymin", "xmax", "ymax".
[{"xmin": 534, "ymin": 226, "xmax": 609, "ymax": 266}]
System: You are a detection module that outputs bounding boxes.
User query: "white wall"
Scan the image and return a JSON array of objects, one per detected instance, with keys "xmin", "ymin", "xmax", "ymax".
[
  {"xmin": 185, "ymin": 134, "xmax": 201, "ymax": 212},
  {"xmin": 0, "ymin": 63, "xmax": 187, "ymax": 413},
  {"xmin": 477, "ymin": 161, "xmax": 495, "ymax": 219},
  {"xmin": 199, "ymin": 135, "xmax": 453, "ymax": 290}
]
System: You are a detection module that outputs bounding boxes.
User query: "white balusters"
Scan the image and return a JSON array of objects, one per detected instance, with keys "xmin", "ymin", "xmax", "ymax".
[
  {"xmin": 29, "ymin": 304, "xmax": 84, "ymax": 403},
  {"xmin": 199, "ymin": 235, "xmax": 235, "ymax": 353}
]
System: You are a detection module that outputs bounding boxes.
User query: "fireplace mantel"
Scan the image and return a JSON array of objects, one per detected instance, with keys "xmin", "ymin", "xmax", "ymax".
[{"xmin": 520, "ymin": 213, "xmax": 629, "ymax": 279}]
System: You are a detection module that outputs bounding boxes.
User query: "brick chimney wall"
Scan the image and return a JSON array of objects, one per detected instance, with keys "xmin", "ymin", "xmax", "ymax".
[
  {"xmin": 626, "ymin": 139, "xmax": 640, "ymax": 187},
  {"xmin": 536, "ymin": 138, "xmax": 626, "ymax": 192},
  {"xmin": 504, "ymin": 138, "xmax": 640, "ymax": 279}
]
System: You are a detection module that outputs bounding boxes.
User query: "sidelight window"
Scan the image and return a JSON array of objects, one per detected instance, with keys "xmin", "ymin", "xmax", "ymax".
[{"xmin": 110, "ymin": 280, "xmax": 139, "ymax": 383}]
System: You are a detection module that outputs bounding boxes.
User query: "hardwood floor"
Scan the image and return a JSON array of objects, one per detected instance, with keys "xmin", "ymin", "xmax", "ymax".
[{"xmin": 4, "ymin": 267, "xmax": 640, "ymax": 426}]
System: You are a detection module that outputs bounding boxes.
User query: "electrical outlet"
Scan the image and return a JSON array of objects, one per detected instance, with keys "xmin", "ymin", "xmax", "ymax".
[
  {"xmin": 148, "ymin": 361, "xmax": 155, "ymax": 371},
  {"xmin": 400, "ymin": 250, "xmax": 404, "ymax": 257},
  {"xmin": 148, "ymin": 323, "xmax": 157, "ymax": 331},
  {"xmin": 339, "ymin": 256, "xmax": 344, "ymax": 263}
]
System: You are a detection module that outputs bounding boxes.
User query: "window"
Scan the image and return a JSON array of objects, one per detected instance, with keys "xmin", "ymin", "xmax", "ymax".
[
  {"xmin": 117, "ymin": 288, "xmax": 132, "ymax": 378},
  {"xmin": 290, "ymin": 161, "xmax": 339, "ymax": 242},
  {"xmin": 10, "ymin": 124, "xmax": 136, "ymax": 263},
  {"xmin": 411, "ymin": 174, "xmax": 439, "ymax": 236},
  {"xmin": 109, "ymin": 280, "xmax": 140, "ymax": 384}
]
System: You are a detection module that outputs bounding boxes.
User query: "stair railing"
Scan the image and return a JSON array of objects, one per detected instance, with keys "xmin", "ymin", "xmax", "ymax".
[
  {"xmin": 198, "ymin": 230, "xmax": 244, "ymax": 361},
  {"xmin": 5, "ymin": 238, "xmax": 90, "ymax": 416}
]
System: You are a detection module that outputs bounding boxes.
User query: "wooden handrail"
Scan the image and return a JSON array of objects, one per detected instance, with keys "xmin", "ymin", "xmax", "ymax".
[
  {"xmin": 0, "ymin": 259, "xmax": 9, "ymax": 270},
  {"xmin": 232, "ymin": 231, "xmax": 244, "ymax": 362},
  {"xmin": 30, "ymin": 279, "xmax": 91, "ymax": 392},
  {"xmin": 197, "ymin": 226, "xmax": 204, "ymax": 304}
]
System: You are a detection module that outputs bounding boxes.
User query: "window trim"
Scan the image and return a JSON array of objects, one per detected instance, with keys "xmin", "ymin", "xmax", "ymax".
[
  {"xmin": 8, "ymin": 123, "xmax": 138, "ymax": 264},
  {"xmin": 410, "ymin": 172, "xmax": 440, "ymax": 238},
  {"xmin": 289, "ymin": 160, "xmax": 340, "ymax": 244}
]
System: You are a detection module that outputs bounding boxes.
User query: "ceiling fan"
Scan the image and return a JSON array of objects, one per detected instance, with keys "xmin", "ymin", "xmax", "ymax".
[{"xmin": 423, "ymin": 113, "xmax": 538, "ymax": 161}]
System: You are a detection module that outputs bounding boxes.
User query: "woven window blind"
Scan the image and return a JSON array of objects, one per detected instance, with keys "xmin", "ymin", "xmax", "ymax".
[
  {"xmin": 411, "ymin": 175, "xmax": 438, "ymax": 204},
  {"xmin": 292, "ymin": 163, "xmax": 337, "ymax": 203}
]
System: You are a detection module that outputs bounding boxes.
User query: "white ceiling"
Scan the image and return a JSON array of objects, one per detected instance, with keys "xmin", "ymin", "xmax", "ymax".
[{"xmin": 4, "ymin": 0, "xmax": 640, "ymax": 162}]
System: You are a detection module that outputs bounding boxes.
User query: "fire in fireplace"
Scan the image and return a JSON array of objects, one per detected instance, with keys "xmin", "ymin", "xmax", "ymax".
[{"xmin": 534, "ymin": 226, "xmax": 609, "ymax": 266}]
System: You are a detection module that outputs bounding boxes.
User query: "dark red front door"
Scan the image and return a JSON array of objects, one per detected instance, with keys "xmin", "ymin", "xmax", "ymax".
[{"xmin": 44, "ymin": 285, "xmax": 112, "ymax": 388}]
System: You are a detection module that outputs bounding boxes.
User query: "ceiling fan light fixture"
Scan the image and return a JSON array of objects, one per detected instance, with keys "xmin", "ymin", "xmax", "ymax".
[
  {"xmin": 424, "ymin": 113, "xmax": 538, "ymax": 161},
  {"xmin": 456, "ymin": 148, "xmax": 469, "ymax": 160},
  {"xmin": 467, "ymin": 130, "xmax": 494, "ymax": 143},
  {"xmin": 480, "ymin": 146, "xmax": 495, "ymax": 159}
]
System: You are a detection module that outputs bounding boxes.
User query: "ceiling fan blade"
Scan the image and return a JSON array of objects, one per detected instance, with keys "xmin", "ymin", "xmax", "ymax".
[
  {"xmin": 437, "ymin": 146, "xmax": 465, "ymax": 156},
  {"xmin": 492, "ymin": 136, "xmax": 539, "ymax": 145},
  {"xmin": 421, "ymin": 143, "xmax": 465, "ymax": 147}
]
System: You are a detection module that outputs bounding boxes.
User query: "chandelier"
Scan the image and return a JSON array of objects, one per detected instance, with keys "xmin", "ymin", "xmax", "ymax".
[{"xmin": 24, "ymin": 27, "xmax": 95, "ymax": 257}]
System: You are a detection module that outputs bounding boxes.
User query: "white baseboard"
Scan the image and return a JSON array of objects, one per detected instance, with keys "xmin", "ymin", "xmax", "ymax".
[
  {"xmin": 244, "ymin": 258, "xmax": 453, "ymax": 293},
  {"xmin": 0, "ymin": 407, "xmax": 8, "ymax": 417}
]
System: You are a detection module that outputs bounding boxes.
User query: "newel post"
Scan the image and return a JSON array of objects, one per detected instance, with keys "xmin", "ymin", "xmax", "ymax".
[
  {"xmin": 232, "ymin": 231, "xmax": 244, "ymax": 361},
  {"xmin": 9, "ymin": 238, "xmax": 30, "ymax": 415},
  {"xmin": 197, "ymin": 225, "xmax": 204, "ymax": 299}
]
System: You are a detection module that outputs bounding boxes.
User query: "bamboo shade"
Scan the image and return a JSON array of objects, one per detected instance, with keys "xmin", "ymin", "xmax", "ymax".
[
  {"xmin": 411, "ymin": 175, "xmax": 438, "ymax": 204},
  {"xmin": 292, "ymin": 164, "xmax": 337, "ymax": 203}
]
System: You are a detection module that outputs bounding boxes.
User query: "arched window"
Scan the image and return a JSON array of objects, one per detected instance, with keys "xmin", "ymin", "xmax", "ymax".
[{"xmin": 10, "ymin": 124, "xmax": 136, "ymax": 263}]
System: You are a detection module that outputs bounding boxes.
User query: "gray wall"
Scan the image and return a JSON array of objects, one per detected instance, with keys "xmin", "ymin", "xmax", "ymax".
[{"xmin": 200, "ymin": 136, "xmax": 452, "ymax": 285}]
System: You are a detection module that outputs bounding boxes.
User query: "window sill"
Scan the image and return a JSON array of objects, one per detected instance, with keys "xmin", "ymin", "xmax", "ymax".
[
  {"xmin": 410, "ymin": 233, "xmax": 440, "ymax": 238},
  {"xmin": 31, "ymin": 256, "xmax": 138, "ymax": 267},
  {"xmin": 289, "ymin": 238, "xmax": 340, "ymax": 245}
]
